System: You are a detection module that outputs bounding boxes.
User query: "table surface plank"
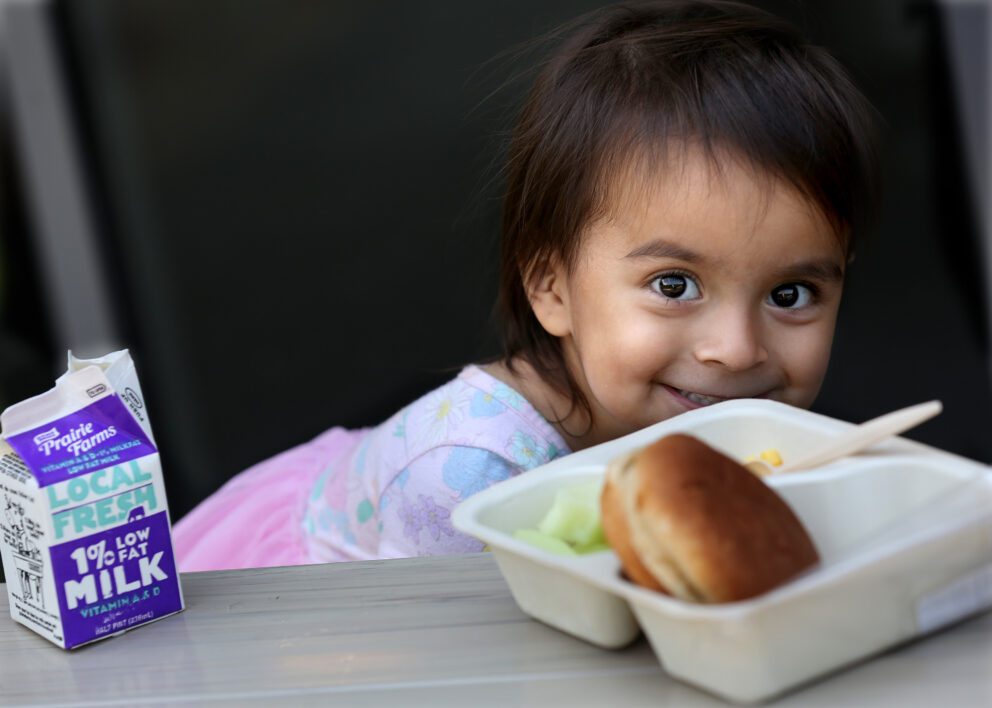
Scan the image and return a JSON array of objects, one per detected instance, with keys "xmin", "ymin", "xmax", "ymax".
[{"xmin": 1, "ymin": 553, "xmax": 990, "ymax": 707}]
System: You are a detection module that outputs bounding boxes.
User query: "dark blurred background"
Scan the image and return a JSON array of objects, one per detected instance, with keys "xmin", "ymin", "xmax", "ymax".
[{"xmin": 0, "ymin": 0, "xmax": 989, "ymax": 585}]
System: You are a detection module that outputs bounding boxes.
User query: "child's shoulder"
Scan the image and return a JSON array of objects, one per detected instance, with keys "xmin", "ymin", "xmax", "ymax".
[{"xmin": 380, "ymin": 365, "xmax": 569, "ymax": 470}]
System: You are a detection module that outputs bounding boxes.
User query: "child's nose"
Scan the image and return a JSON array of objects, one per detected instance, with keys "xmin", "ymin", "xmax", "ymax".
[{"xmin": 692, "ymin": 306, "xmax": 769, "ymax": 371}]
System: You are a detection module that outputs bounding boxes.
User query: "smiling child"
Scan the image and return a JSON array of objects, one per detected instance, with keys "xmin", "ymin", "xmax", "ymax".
[{"xmin": 174, "ymin": 0, "xmax": 879, "ymax": 570}]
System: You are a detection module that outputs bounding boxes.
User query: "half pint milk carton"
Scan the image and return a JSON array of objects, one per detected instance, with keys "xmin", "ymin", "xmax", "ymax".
[{"xmin": 0, "ymin": 350, "xmax": 183, "ymax": 648}]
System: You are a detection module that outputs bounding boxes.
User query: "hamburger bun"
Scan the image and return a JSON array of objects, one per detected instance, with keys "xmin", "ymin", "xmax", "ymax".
[
  {"xmin": 601, "ymin": 434, "xmax": 819, "ymax": 603},
  {"xmin": 601, "ymin": 451, "xmax": 667, "ymax": 592}
]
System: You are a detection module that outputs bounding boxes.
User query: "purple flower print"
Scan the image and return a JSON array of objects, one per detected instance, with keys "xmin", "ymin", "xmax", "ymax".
[
  {"xmin": 399, "ymin": 503, "xmax": 421, "ymax": 541},
  {"xmin": 399, "ymin": 494, "xmax": 455, "ymax": 543}
]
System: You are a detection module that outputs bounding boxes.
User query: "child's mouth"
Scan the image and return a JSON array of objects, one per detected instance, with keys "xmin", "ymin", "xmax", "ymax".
[
  {"xmin": 662, "ymin": 384, "xmax": 766, "ymax": 409},
  {"xmin": 676, "ymin": 389, "xmax": 727, "ymax": 406}
]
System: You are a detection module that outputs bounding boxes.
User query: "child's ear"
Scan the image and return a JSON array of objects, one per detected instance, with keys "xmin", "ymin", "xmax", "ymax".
[{"xmin": 526, "ymin": 261, "xmax": 572, "ymax": 337}]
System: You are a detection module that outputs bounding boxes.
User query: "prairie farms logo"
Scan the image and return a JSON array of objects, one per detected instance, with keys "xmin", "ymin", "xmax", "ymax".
[{"xmin": 34, "ymin": 422, "xmax": 118, "ymax": 457}]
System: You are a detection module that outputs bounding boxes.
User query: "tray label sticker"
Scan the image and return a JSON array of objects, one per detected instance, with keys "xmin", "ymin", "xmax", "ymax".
[{"xmin": 916, "ymin": 562, "xmax": 992, "ymax": 634}]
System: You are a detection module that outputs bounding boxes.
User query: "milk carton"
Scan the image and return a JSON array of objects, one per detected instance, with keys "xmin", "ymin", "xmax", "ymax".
[{"xmin": 0, "ymin": 350, "xmax": 183, "ymax": 648}]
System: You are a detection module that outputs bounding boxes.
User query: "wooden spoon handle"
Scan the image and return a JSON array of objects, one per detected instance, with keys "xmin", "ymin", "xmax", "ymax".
[{"xmin": 777, "ymin": 400, "xmax": 943, "ymax": 474}]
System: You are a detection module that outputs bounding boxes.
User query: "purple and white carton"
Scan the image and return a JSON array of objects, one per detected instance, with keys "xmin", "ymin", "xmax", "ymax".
[{"xmin": 0, "ymin": 350, "xmax": 184, "ymax": 648}]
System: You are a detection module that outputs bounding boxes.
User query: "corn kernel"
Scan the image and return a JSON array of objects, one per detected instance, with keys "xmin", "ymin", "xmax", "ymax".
[{"xmin": 759, "ymin": 448, "xmax": 783, "ymax": 466}]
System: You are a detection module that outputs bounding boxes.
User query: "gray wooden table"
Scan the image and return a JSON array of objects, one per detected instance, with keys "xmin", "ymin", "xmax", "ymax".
[{"xmin": 1, "ymin": 553, "xmax": 990, "ymax": 706}]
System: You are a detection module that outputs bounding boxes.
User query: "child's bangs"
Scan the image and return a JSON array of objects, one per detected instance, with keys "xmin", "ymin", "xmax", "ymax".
[
  {"xmin": 567, "ymin": 20, "xmax": 879, "ymax": 257},
  {"xmin": 590, "ymin": 131, "xmax": 781, "ymax": 235}
]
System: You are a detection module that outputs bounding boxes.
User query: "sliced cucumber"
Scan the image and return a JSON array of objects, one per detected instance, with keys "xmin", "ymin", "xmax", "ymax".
[
  {"xmin": 573, "ymin": 540, "xmax": 611, "ymax": 555},
  {"xmin": 537, "ymin": 481, "xmax": 604, "ymax": 547}
]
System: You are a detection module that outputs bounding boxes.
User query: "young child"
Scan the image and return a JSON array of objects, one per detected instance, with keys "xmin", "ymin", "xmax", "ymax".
[{"xmin": 174, "ymin": 0, "xmax": 879, "ymax": 571}]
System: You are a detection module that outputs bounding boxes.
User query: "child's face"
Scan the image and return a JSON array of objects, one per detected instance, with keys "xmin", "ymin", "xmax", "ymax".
[{"xmin": 533, "ymin": 152, "xmax": 846, "ymax": 444}]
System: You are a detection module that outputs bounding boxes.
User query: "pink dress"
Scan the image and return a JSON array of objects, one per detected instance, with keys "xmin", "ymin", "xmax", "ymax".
[{"xmin": 173, "ymin": 366, "xmax": 569, "ymax": 571}]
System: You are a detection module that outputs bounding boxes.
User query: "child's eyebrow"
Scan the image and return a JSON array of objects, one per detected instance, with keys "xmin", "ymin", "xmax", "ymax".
[
  {"xmin": 624, "ymin": 239, "xmax": 702, "ymax": 262},
  {"xmin": 774, "ymin": 260, "xmax": 845, "ymax": 283}
]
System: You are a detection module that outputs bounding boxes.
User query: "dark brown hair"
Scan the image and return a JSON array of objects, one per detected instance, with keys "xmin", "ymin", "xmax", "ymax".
[{"xmin": 495, "ymin": 0, "xmax": 880, "ymax": 430}]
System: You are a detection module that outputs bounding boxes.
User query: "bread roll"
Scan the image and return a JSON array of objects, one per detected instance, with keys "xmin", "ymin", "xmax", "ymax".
[
  {"xmin": 600, "ymin": 451, "xmax": 667, "ymax": 593},
  {"xmin": 601, "ymin": 434, "xmax": 819, "ymax": 603}
]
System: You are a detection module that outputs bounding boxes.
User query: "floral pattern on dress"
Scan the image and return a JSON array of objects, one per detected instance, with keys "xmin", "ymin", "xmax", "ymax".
[
  {"xmin": 399, "ymin": 494, "xmax": 456, "ymax": 543},
  {"xmin": 393, "ymin": 409, "xmax": 409, "ymax": 438},
  {"xmin": 492, "ymin": 382, "xmax": 527, "ymax": 410},
  {"xmin": 442, "ymin": 447, "xmax": 513, "ymax": 499},
  {"xmin": 356, "ymin": 498, "xmax": 375, "ymax": 524},
  {"xmin": 309, "ymin": 465, "xmax": 334, "ymax": 502},
  {"xmin": 411, "ymin": 386, "xmax": 473, "ymax": 447},
  {"xmin": 319, "ymin": 507, "xmax": 356, "ymax": 546},
  {"xmin": 354, "ymin": 436, "xmax": 372, "ymax": 475},
  {"xmin": 469, "ymin": 390, "xmax": 504, "ymax": 418},
  {"xmin": 506, "ymin": 430, "xmax": 548, "ymax": 470},
  {"xmin": 303, "ymin": 366, "xmax": 570, "ymax": 562}
]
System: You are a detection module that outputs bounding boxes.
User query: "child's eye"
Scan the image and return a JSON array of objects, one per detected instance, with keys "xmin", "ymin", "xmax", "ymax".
[
  {"xmin": 768, "ymin": 283, "xmax": 814, "ymax": 308},
  {"xmin": 651, "ymin": 273, "xmax": 701, "ymax": 300}
]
